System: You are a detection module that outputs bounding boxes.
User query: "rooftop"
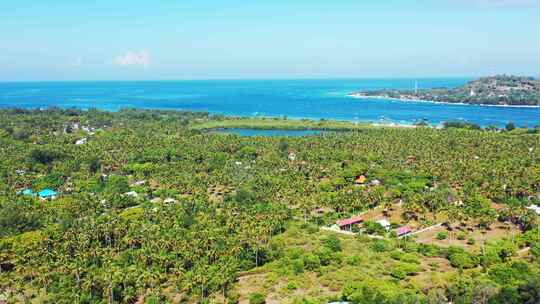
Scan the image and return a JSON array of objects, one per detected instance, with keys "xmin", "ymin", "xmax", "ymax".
[{"xmin": 337, "ymin": 215, "xmax": 364, "ymax": 227}]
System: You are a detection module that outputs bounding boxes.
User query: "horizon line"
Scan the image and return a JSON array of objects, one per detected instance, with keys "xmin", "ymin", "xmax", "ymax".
[{"xmin": 0, "ymin": 75, "xmax": 508, "ymax": 84}]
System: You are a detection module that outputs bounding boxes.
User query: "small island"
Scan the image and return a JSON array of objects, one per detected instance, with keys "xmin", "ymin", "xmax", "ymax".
[{"xmin": 349, "ymin": 75, "xmax": 540, "ymax": 106}]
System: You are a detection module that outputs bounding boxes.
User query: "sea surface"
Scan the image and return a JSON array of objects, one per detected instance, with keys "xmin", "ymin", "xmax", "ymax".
[{"xmin": 1, "ymin": 79, "xmax": 539, "ymax": 127}]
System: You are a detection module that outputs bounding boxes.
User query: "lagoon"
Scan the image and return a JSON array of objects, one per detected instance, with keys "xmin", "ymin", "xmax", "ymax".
[{"xmin": 211, "ymin": 128, "xmax": 325, "ymax": 137}]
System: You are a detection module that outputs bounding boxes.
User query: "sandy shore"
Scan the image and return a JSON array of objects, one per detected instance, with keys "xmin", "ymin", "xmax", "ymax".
[{"xmin": 347, "ymin": 93, "xmax": 540, "ymax": 108}]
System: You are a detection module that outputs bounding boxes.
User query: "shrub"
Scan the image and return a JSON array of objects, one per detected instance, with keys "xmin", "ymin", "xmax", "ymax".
[
  {"xmin": 390, "ymin": 263, "xmax": 421, "ymax": 279},
  {"xmin": 436, "ymin": 232, "xmax": 448, "ymax": 240},
  {"xmin": 249, "ymin": 293, "xmax": 266, "ymax": 304},
  {"xmin": 227, "ymin": 291, "xmax": 240, "ymax": 304},
  {"xmin": 346, "ymin": 255, "xmax": 362, "ymax": 266},
  {"xmin": 292, "ymin": 259, "xmax": 304, "ymax": 274},
  {"xmin": 531, "ymin": 243, "xmax": 540, "ymax": 260},
  {"xmin": 324, "ymin": 234, "xmax": 342, "ymax": 252},
  {"xmin": 286, "ymin": 281, "xmax": 298, "ymax": 290},
  {"xmin": 315, "ymin": 248, "xmax": 332, "ymax": 266},
  {"xmin": 363, "ymin": 220, "xmax": 385, "ymax": 235},
  {"xmin": 303, "ymin": 254, "xmax": 321, "ymax": 271},
  {"xmin": 417, "ymin": 244, "xmax": 441, "ymax": 257},
  {"xmin": 303, "ymin": 223, "xmax": 319, "ymax": 234},
  {"xmin": 448, "ymin": 251, "xmax": 477, "ymax": 269}
]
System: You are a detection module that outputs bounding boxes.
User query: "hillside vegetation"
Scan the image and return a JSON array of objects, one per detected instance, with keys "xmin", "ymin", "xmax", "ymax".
[
  {"xmin": 351, "ymin": 75, "xmax": 540, "ymax": 106},
  {"xmin": 0, "ymin": 108, "xmax": 539, "ymax": 303}
]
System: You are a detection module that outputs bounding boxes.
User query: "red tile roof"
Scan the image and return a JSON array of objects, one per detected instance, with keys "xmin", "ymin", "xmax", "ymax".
[
  {"xmin": 396, "ymin": 226, "xmax": 412, "ymax": 236},
  {"xmin": 337, "ymin": 216, "xmax": 364, "ymax": 227}
]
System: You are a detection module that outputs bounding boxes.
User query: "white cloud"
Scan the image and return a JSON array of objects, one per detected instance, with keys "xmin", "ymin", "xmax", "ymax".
[
  {"xmin": 112, "ymin": 51, "xmax": 151, "ymax": 67},
  {"xmin": 69, "ymin": 57, "xmax": 83, "ymax": 67}
]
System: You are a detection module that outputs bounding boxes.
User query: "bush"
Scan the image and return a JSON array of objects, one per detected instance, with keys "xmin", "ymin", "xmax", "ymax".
[
  {"xmin": 292, "ymin": 259, "xmax": 304, "ymax": 274},
  {"xmin": 303, "ymin": 254, "xmax": 321, "ymax": 271},
  {"xmin": 248, "ymin": 293, "xmax": 266, "ymax": 304},
  {"xmin": 286, "ymin": 281, "xmax": 298, "ymax": 290},
  {"xmin": 363, "ymin": 220, "xmax": 386, "ymax": 235},
  {"xmin": 227, "ymin": 291, "xmax": 240, "ymax": 304},
  {"xmin": 370, "ymin": 239, "xmax": 394, "ymax": 253},
  {"xmin": 436, "ymin": 232, "xmax": 448, "ymax": 240},
  {"xmin": 417, "ymin": 244, "xmax": 441, "ymax": 257},
  {"xmin": 448, "ymin": 248, "xmax": 477, "ymax": 269},
  {"xmin": 390, "ymin": 263, "xmax": 420, "ymax": 279},
  {"xmin": 324, "ymin": 234, "xmax": 342, "ymax": 252},
  {"xmin": 346, "ymin": 255, "xmax": 362, "ymax": 266},
  {"xmin": 390, "ymin": 251, "xmax": 420, "ymax": 264}
]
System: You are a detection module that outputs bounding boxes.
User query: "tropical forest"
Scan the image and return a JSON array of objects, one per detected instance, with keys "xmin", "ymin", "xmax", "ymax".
[{"xmin": 0, "ymin": 108, "xmax": 539, "ymax": 304}]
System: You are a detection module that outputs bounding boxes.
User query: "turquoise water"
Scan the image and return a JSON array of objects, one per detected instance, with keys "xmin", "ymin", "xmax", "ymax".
[
  {"xmin": 212, "ymin": 128, "xmax": 325, "ymax": 137},
  {"xmin": 1, "ymin": 79, "xmax": 539, "ymax": 127}
]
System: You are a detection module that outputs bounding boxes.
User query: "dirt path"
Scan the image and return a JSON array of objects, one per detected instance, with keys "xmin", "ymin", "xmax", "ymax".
[
  {"xmin": 404, "ymin": 223, "xmax": 443, "ymax": 238},
  {"xmin": 320, "ymin": 226, "xmax": 385, "ymax": 239}
]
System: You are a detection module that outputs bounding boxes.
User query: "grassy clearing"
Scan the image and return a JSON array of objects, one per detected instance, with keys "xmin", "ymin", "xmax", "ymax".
[
  {"xmin": 190, "ymin": 117, "xmax": 373, "ymax": 131},
  {"xmin": 415, "ymin": 221, "xmax": 522, "ymax": 252},
  {"xmin": 230, "ymin": 222, "xmax": 458, "ymax": 304}
]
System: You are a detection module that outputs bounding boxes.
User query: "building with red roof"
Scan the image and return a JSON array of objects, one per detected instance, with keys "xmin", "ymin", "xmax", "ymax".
[
  {"xmin": 396, "ymin": 226, "xmax": 412, "ymax": 237},
  {"xmin": 337, "ymin": 215, "xmax": 364, "ymax": 231}
]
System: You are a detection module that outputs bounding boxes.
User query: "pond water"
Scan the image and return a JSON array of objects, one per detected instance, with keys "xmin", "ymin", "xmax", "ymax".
[{"xmin": 211, "ymin": 128, "xmax": 325, "ymax": 137}]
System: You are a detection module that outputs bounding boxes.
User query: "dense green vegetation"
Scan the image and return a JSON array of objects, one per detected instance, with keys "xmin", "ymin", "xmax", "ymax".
[
  {"xmin": 0, "ymin": 108, "xmax": 539, "ymax": 303},
  {"xmin": 351, "ymin": 75, "xmax": 540, "ymax": 106}
]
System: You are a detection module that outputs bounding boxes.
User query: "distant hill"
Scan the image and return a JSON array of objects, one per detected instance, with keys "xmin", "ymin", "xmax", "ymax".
[{"xmin": 350, "ymin": 75, "xmax": 540, "ymax": 106}]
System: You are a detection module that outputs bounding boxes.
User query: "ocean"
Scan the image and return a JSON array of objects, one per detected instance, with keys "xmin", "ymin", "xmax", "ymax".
[{"xmin": 1, "ymin": 78, "xmax": 539, "ymax": 127}]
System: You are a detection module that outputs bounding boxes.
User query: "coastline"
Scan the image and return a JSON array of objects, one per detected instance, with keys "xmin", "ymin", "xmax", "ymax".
[{"xmin": 347, "ymin": 93, "xmax": 540, "ymax": 108}]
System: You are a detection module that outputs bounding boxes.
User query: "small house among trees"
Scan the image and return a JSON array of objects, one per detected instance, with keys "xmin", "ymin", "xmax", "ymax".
[
  {"xmin": 337, "ymin": 215, "xmax": 364, "ymax": 231},
  {"xmin": 396, "ymin": 226, "xmax": 412, "ymax": 237},
  {"xmin": 526, "ymin": 205, "xmax": 540, "ymax": 215}
]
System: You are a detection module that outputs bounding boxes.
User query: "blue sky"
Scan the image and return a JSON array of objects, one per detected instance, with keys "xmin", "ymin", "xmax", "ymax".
[{"xmin": 1, "ymin": 0, "xmax": 539, "ymax": 81}]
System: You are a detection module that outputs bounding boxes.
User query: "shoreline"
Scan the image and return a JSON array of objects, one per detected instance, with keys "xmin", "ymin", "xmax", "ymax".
[{"xmin": 347, "ymin": 93, "xmax": 540, "ymax": 108}]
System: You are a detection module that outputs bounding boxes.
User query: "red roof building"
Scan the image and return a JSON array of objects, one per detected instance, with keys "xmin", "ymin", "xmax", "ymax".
[
  {"xmin": 337, "ymin": 216, "xmax": 364, "ymax": 230},
  {"xmin": 396, "ymin": 226, "xmax": 412, "ymax": 237}
]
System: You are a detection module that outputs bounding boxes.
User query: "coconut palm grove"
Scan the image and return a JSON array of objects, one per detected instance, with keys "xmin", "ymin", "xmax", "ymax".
[{"xmin": 0, "ymin": 108, "xmax": 539, "ymax": 303}]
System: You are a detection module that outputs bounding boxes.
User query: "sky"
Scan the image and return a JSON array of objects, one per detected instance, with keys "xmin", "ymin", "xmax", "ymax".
[{"xmin": 1, "ymin": 0, "xmax": 540, "ymax": 81}]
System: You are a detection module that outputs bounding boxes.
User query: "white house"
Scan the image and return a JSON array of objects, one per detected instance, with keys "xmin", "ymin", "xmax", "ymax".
[
  {"xmin": 377, "ymin": 219, "xmax": 391, "ymax": 229},
  {"xmin": 526, "ymin": 205, "xmax": 540, "ymax": 215},
  {"xmin": 164, "ymin": 198, "xmax": 178, "ymax": 204},
  {"xmin": 288, "ymin": 151, "xmax": 297, "ymax": 161},
  {"xmin": 124, "ymin": 191, "xmax": 139, "ymax": 198}
]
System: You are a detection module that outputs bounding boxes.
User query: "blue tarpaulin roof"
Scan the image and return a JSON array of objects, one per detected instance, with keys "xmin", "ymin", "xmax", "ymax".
[{"xmin": 38, "ymin": 189, "xmax": 58, "ymax": 198}]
